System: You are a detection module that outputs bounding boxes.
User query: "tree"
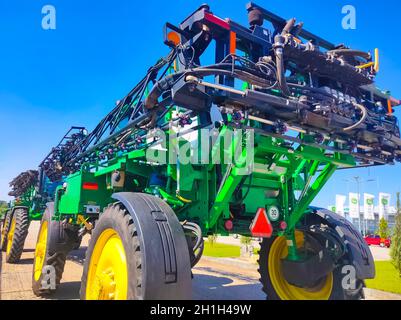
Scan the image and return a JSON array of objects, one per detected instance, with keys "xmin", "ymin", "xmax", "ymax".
[
  {"xmin": 390, "ymin": 192, "xmax": 401, "ymax": 277},
  {"xmin": 0, "ymin": 200, "xmax": 8, "ymax": 219},
  {"xmin": 378, "ymin": 217, "xmax": 389, "ymax": 239}
]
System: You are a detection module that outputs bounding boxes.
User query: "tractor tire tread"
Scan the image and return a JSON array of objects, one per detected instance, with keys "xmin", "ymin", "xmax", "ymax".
[{"xmin": 6, "ymin": 208, "xmax": 29, "ymax": 263}]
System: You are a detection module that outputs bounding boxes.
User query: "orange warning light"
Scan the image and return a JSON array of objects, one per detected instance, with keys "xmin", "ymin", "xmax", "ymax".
[{"xmin": 167, "ymin": 31, "xmax": 181, "ymax": 47}]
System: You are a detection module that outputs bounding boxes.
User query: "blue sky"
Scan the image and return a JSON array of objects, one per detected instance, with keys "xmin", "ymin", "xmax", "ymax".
[{"xmin": 1, "ymin": 0, "xmax": 401, "ymax": 208}]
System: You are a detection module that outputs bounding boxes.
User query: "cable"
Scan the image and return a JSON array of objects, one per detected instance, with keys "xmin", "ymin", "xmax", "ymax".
[
  {"xmin": 233, "ymin": 174, "xmax": 253, "ymax": 204},
  {"xmin": 182, "ymin": 221, "xmax": 204, "ymax": 267},
  {"xmin": 176, "ymin": 193, "xmax": 192, "ymax": 203},
  {"xmin": 343, "ymin": 103, "xmax": 367, "ymax": 132}
]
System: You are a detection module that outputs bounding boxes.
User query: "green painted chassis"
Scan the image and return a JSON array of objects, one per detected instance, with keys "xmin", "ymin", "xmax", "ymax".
[
  {"xmin": 9, "ymin": 187, "xmax": 44, "ymax": 221},
  {"xmin": 50, "ymin": 120, "xmax": 355, "ymax": 261}
]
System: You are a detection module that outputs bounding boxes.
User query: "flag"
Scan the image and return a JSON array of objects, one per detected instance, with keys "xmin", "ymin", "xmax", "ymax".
[
  {"xmin": 378, "ymin": 193, "xmax": 391, "ymax": 219},
  {"xmin": 349, "ymin": 192, "xmax": 359, "ymax": 218},
  {"xmin": 363, "ymin": 193, "xmax": 375, "ymax": 220},
  {"xmin": 335, "ymin": 194, "xmax": 346, "ymax": 216}
]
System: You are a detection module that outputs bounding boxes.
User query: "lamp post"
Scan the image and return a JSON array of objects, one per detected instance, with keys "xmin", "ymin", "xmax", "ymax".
[{"xmin": 344, "ymin": 176, "xmax": 375, "ymax": 235}]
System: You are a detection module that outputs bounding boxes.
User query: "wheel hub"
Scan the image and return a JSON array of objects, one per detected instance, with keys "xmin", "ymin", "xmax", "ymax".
[
  {"xmin": 268, "ymin": 231, "xmax": 334, "ymax": 300},
  {"xmin": 95, "ymin": 268, "xmax": 117, "ymax": 299},
  {"xmin": 86, "ymin": 229, "xmax": 128, "ymax": 300}
]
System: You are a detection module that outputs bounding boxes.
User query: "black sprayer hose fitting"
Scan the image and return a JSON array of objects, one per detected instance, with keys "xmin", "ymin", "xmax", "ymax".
[
  {"xmin": 274, "ymin": 35, "xmax": 291, "ymax": 97},
  {"xmin": 144, "ymin": 73, "xmax": 184, "ymax": 109}
]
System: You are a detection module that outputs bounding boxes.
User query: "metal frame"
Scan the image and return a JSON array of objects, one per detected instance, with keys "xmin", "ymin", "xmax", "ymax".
[{"xmin": 7, "ymin": 3, "xmax": 401, "ymax": 265}]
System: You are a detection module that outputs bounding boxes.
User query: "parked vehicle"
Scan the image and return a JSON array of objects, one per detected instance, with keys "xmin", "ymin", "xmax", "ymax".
[{"xmin": 364, "ymin": 235, "xmax": 391, "ymax": 248}]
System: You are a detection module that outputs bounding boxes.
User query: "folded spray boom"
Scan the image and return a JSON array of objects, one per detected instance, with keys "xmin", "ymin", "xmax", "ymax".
[{"xmin": 9, "ymin": 2, "xmax": 401, "ymax": 193}]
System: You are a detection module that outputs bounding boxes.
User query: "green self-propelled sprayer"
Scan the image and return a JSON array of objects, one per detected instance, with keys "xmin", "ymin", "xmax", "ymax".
[
  {"xmin": 1, "ymin": 127, "xmax": 87, "ymax": 262},
  {"xmin": 2, "ymin": 3, "xmax": 401, "ymax": 300}
]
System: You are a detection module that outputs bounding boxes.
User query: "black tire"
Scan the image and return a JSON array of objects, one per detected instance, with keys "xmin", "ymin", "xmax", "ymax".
[
  {"xmin": 81, "ymin": 195, "xmax": 192, "ymax": 300},
  {"xmin": 258, "ymin": 232, "xmax": 365, "ymax": 300},
  {"xmin": 32, "ymin": 204, "xmax": 76, "ymax": 296},
  {"xmin": 72, "ymin": 237, "xmax": 82, "ymax": 251},
  {"xmin": 1, "ymin": 211, "xmax": 12, "ymax": 252},
  {"xmin": 6, "ymin": 208, "xmax": 30, "ymax": 263}
]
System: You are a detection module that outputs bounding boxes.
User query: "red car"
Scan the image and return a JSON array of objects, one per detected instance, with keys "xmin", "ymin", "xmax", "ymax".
[{"xmin": 364, "ymin": 235, "xmax": 391, "ymax": 248}]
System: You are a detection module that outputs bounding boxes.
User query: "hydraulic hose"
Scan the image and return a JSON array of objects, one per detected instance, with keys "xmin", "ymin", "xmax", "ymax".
[
  {"xmin": 343, "ymin": 103, "xmax": 367, "ymax": 132},
  {"xmin": 145, "ymin": 61, "xmax": 279, "ymax": 110},
  {"xmin": 273, "ymin": 18, "xmax": 295, "ymax": 97},
  {"xmin": 328, "ymin": 49, "xmax": 371, "ymax": 61},
  {"xmin": 281, "ymin": 18, "xmax": 296, "ymax": 36},
  {"xmin": 182, "ymin": 221, "xmax": 204, "ymax": 267},
  {"xmin": 144, "ymin": 73, "xmax": 184, "ymax": 109},
  {"xmin": 287, "ymin": 83, "xmax": 338, "ymax": 100},
  {"xmin": 273, "ymin": 34, "xmax": 291, "ymax": 97}
]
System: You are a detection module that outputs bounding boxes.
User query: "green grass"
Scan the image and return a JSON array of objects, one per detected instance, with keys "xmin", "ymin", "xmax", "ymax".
[
  {"xmin": 203, "ymin": 241, "xmax": 241, "ymax": 257},
  {"xmin": 203, "ymin": 241, "xmax": 260, "ymax": 258},
  {"xmin": 365, "ymin": 261, "xmax": 401, "ymax": 295}
]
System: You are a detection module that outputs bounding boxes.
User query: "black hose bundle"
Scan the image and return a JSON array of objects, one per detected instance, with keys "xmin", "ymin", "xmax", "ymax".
[
  {"xmin": 182, "ymin": 221, "xmax": 204, "ymax": 268},
  {"xmin": 273, "ymin": 34, "xmax": 291, "ymax": 97},
  {"xmin": 145, "ymin": 54, "xmax": 279, "ymax": 110},
  {"xmin": 272, "ymin": 18, "xmax": 297, "ymax": 97}
]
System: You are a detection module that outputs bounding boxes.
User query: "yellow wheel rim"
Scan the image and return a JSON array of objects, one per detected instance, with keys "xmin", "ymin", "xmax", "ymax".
[
  {"xmin": 34, "ymin": 221, "xmax": 48, "ymax": 281},
  {"xmin": 6, "ymin": 216, "xmax": 16, "ymax": 255},
  {"xmin": 268, "ymin": 231, "xmax": 333, "ymax": 300},
  {"xmin": 86, "ymin": 229, "xmax": 128, "ymax": 300}
]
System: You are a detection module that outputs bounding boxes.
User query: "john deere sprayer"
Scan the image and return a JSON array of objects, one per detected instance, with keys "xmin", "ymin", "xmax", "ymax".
[
  {"xmin": 3, "ymin": 3, "xmax": 401, "ymax": 300},
  {"xmin": 1, "ymin": 127, "xmax": 87, "ymax": 262}
]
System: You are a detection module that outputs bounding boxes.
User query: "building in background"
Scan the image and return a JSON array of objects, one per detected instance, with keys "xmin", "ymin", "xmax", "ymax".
[{"xmin": 327, "ymin": 204, "xmax": 396, "ymax": 235}]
